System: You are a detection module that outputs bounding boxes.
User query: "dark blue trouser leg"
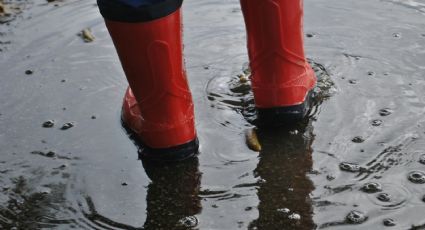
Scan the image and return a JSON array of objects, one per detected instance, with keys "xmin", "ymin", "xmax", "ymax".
[
  {"xmin": 97, "ymin": 0, "xmax": 182, "ymax": 22},
  {"xmin": 116, "ymin": 0, "xmax": 165, "ymax": 7}
]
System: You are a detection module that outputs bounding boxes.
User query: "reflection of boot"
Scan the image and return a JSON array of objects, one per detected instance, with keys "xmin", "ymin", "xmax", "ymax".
[
  {"xmin": 98, "ymin": 0, "xmax": 198, "ymax": 161},
  {"xmin": 240, "ymin": 0, "xmax": 317, "ymax": 124},
  {"xmin": 249, "ymin": 125, "xmax": 315, "ymax": 229},
  {"xmin": 142, "ymin": 157, "xmax": 202, "ymax": 229}
]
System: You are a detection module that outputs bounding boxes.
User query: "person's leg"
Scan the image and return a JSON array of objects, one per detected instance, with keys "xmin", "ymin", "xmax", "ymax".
[
  {"xmin": 240, "ymin": 0, "xmax": 317, "ymax": 125},
  {"xmin": 98, "ymin": 0, "xmax": 199, "ymax": 161}
]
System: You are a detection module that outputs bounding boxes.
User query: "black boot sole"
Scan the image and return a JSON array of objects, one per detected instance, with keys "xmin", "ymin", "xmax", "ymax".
[
  {"xmin": 138, "ymin": 138, "xmax": 199, "ymax": 162},
  {"xmin": 256, "ymin": 91, "xmax": 314, "ymax": 127}
]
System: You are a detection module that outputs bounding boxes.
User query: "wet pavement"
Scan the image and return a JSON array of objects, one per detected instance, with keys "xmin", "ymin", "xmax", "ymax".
[{"xmin": 1, "ymin": 0, "xmax": 425, "ymax": 229}]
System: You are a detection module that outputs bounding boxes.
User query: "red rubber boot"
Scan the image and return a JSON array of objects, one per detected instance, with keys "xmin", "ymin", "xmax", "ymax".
[
  {"xmin": 240, "ymin": 0, "xmax": 317, "ymax": 125},
  {"xmin": 98, "ymin": 0, "xmax": 198, "ymax": 161}
]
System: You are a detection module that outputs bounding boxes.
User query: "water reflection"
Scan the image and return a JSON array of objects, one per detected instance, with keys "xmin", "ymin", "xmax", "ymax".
[
  {"xmin": 249, "ymin": 123, "xmax": 315, "ymax": 230},
  {"xmin": 142, "ymin": 157, "xmax": 202, "ymax": 229}
]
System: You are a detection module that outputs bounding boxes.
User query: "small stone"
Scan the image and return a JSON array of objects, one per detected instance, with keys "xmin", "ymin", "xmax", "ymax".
[
  {"xmin": 383, "ymin": 218, "xmax": 396, "ymax": 227},
  {"xmin": 61, "ymin": 79, "xmax": 66, "ymax": 83},
  {"xmin": 42, "ymin": 120, "xmax": 55, "ymax": 128},
  {"xmin": 60, "ymin": 122, "xmax": 74, "ymax": 130},
  {"xmin": 91, "ymin": 115, "xmax": 96, "ymax": 119},
  {"xmin": 346, "ymin": 210, "xmax": 367, "ymax": 224},
  {"xmin": 212, "ymin": 204, "xmax": 218, "ymax": 208},
  {"xmin": 361, "ymin": 182, "xmax": 382, "ymax": 193},
  {"xmin": 352, "ymin": 136, "xmax": 365, "ymax": 143},
  {"xmin": 25, "ymin": 70, "xmax": 33, "ymax": 75},
  {"xmin": 367, "ymin": 71, "xmax": 376, "ymax": 76},
  {"xmin": 245, "ymin": 207, "xmax": 253, "ymax": 211},
  {"xmin": 121, "ymin": 182, "xmax": 128, "ymax": 186},
  {"xmin": 348, "ymin": 79, "xmax": 357, "ymax": 84},
  {"xmin": 306, "ymin": 33, "xmax": 314, "ymax": 38}
]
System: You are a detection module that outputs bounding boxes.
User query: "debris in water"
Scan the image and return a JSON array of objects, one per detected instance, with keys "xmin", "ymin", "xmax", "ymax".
[
  {"xmin": 346, "ymin": 210, "xmax": 367, "ymax": 224},
  {"xmin": 25, "ymin": 70, "xmax": 33, "ymax": 75},
  {"xmin": 42, "ymin": 120, "xmax": 55, "ymax": 128},
  {"xmin": 80, "ymin": 28, "xmax": 95, "ymax": 43},
  {"xmin": 245, "ymin": 128, "xmax": 261, "ymax": 152},
  {"xmin": 121, "ymin": 182, "xmax": 128, "ymax": 186},
  {"xmin": 60, "ymin": 122, "xmax": 74, "ymax": 130}
]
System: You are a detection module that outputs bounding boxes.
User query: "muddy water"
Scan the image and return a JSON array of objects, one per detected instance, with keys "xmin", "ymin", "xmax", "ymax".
[{"xmin": 1, "ymin": 0, "xmax": 425, "ymax": 229}]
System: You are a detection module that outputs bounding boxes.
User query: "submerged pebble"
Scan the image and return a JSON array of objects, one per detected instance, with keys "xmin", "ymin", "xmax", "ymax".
[
  {"xmin": 361, "ymin": 182, "xmax": 382, "ymax": 193},
  {"xmin": 371, "ymin": 119, "xmax": 383, "ymax": 126},
  {"xmin": 339, "ymin": 162, "xmax": 361, "ymax": 173},
  {"xmin": 42, "ymin": 120, "xmax": 54, "ymax": 128},
  {"xmin": 346, "ymin": 210, "xmax": 367, "ymax": 224},
  {"xmin": 60, "ymin": 122, "xmax": 74, "ymax": 130},
  {"xmin": 352, "ymin": 136, "xmax": 365, "ymax": 143},
  {"xmin": 379, "ymin": 108, "xmax": 392, "ymax": 116},
  {"xmin": 408, "ymin": 171, "xmax": 425, "ymax": 184},
  {"xmin": 383, "ymin": 218, "xmax": 396, "ymax": 227},
  {"xmin": 377, "ymin": 193, "xmax": 391, "ymax": 202}
]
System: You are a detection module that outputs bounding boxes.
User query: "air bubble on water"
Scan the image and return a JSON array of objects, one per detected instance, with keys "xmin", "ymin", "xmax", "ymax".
[
  {"xmin": 339, "ymin": 162, "xmax": 361, "ymax": 173},
  {"xmin": 42, "ymin": 120, "xmax": 55, "ymax": 128},
  {"xmin": 352, "ymin": 136, "xmax": 365, "ymax": 143},
  {"xmin": 346, "ymin": 210, "xmax": 367, "ymax": 224},
  {"xmin": 419, "ymin": 155, "xmax": 425, "ymax": 164},
  {"xmin": 371, "ymin": 119, "xmax": 383, "ymax": 126},
  {"xmin": 376, "ymin": 193, "xmax": 391, "ymax": 202},
  {"xmin": 361, "ymin": 182, "xmax": 382, "ymax": 193},
  {"xmin": 408, "ymin": 171, "xmax": 425, "ymax": 184},
  {"xmin": 277, "ymin": 208, "xmax": 290, "ymax": 214},
  {"xmin": 379, "ymin": 108, "xmax": 392, "ymax": 116},
  {"xmin": 383, "ymin": 218, "xmax": 396, "ymax": 227},
  {"xmin": 288, "ymin": 213, "xmax": 301, "ymax": 220},
  {"xmin": 177, "ymin": 216, "xmax": 198, "ymax": 228}
]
